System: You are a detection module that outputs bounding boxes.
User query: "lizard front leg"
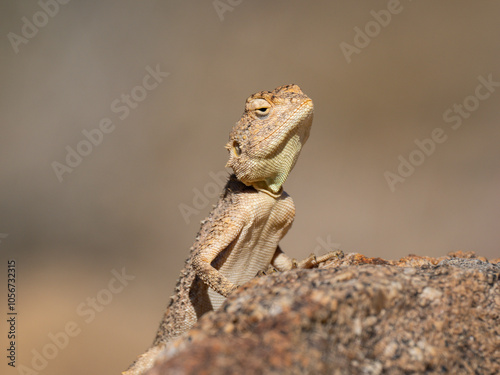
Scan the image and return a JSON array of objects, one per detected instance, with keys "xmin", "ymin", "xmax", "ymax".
[
  {"xmin": 192, "ymin": 254, "xmax": 238, "ymax": 297},
  {"xmin": 191, "ymin": 216, "xmax": 245, "ymax": 298},
  {"xmin": 270, "ymin": 245, "xmax": 343, "ymax": 270},
  {"xmin": 294, "ymin": 250, "xmax": 344, "ymax": 268},
  {"xmin": 269, "ymin": 245, "xmax": 295, "ymax": 271}
]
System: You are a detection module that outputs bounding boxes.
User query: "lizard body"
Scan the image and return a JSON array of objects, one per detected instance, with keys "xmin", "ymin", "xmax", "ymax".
[
  {"xmin": 154, "ymin": 175, "xmax": 295, "ymax": 343},
  {"xmin": 124, "ymin": 84, "xmax": 337, "ymax": 374}
]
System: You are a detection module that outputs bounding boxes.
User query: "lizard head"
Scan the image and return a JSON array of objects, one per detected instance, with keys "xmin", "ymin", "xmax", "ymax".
[{"xmin": 225, "ymin": 84, "xmax": 313, "ymax": 196}]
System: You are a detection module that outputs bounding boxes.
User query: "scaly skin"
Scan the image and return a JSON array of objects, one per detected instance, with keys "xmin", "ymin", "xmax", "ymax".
[{"xmin": 124, "ymin": 84, "xmax": 338, "ymax": 374}]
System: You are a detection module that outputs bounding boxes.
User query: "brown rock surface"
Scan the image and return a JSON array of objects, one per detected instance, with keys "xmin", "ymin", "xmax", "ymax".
[{"xmin": 147, "ymin": 252, "xmax": 500, "ymax": 374}]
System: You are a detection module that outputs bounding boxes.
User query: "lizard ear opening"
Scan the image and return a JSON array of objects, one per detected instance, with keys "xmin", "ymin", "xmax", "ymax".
[{"xmin": 232, "ymin": 141, "xmax": 241, "ymax": 156}]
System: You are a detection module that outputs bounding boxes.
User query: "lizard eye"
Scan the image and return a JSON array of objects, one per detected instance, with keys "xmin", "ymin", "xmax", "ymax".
[
  {"xmin": 232, "ymin": 141, "xmax": 241, "ymax": 156},
  {"xmin": 255, "ymin": 107, "xmax": 270, "ymax": 117},
  {"xmin": 249, "ymin": 98, "xmax": 271, "ymax": 118}
]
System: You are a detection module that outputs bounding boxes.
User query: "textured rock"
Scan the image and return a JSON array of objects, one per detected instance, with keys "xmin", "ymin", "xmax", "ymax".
[{"xmin": 147, "ymin": 252, "xmax": 500, "ymax": 374}]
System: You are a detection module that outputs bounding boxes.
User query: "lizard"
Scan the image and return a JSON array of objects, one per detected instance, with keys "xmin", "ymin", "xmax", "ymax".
[{"xmin": 123, "ymin": 84, "xmax": 340, "ymax": 374}]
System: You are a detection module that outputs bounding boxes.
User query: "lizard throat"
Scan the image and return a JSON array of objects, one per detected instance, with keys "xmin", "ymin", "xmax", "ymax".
[{"xmin": 251, "ymin": 182, "xmax": 283, "ymax": 198}]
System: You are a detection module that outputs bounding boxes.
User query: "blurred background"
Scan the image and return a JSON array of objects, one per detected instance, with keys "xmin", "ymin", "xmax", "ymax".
[{"xmin": 1, "ymin": 1, "xmax": 499, "ymax": 374}]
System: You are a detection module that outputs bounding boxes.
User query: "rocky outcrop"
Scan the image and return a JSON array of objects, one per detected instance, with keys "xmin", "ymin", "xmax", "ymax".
[{"xmin": 147, "ymin": 252, "xmax": 500, "ymax": 374}]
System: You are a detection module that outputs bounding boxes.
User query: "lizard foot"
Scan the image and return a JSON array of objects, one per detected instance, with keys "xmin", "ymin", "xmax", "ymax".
[
  {"xmin": 257, "ymin": 264, "xmax": 278, "ymax": 277},
  {"xmin": 294, "ymin": 250, "xmax": 344, "ymax": 269}
]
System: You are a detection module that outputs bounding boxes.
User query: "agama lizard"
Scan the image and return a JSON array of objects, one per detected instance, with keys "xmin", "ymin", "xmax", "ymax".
[{"xmin": 124, "ymin": 84, "xmax": 339, "ymax": 374}]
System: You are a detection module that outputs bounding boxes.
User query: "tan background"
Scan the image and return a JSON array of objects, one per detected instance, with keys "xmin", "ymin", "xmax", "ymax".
[{"xmin": 1, "ymin": 1, "xmax": 499, "ymax": 374}]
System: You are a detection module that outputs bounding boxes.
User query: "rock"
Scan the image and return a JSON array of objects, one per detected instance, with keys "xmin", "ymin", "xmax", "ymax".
[{"xmin": 147, "ymin": 252, "xmax": 500, "ymax": 374}]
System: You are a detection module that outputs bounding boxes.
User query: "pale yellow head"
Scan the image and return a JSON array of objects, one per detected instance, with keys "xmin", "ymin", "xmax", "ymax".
[{"xmin": 226, "ymin": 84, "xmax": 313, "ymax": 195}]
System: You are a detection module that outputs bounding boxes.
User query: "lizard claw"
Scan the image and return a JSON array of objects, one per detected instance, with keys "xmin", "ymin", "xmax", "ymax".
[
  {"xmin": 257, "ymin": 264, "xmax": 278, "ymax": 277},
  {"xmin": 296, "ymin": 250, "xmax": 344, "ymax": 269},
  {"xmin": 317, "ymin": 249, "xmax": 344, "ymax": 264},
  {"xmin": 294, "ymin": 253, "xmax": 318, "ymax": 269}
]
